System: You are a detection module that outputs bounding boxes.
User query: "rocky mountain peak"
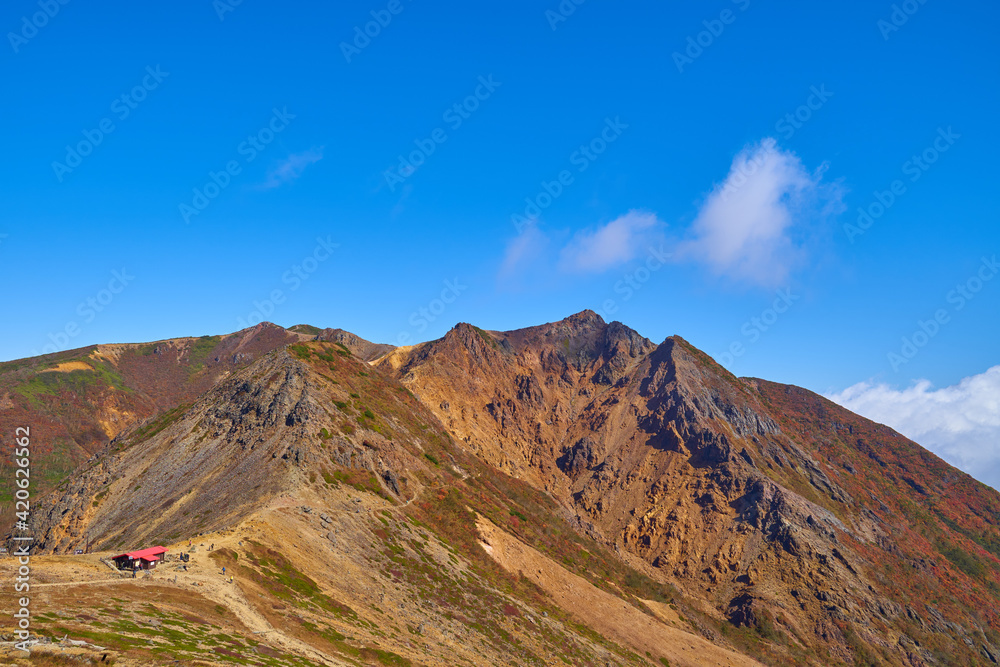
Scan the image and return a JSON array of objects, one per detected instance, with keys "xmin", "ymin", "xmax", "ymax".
[
  {"xmin": 590, "ymin": 322, "xmax": 653, "ymax": 386},
  {"xmin": 16, "ymin": 314, "xmax": 1000, "ymax": 667},
  {"xmin": 314, "ymin": 327, "xmax": 396, "ymax": 361},
  {"xmin": 563, "ymin": 308, "xmax": 606, "ymax": 327}
]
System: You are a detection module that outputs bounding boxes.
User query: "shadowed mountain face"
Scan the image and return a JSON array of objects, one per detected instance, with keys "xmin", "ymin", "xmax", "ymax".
[
  {"xmin": 24, "ymin": 338, "xmax": 766, "ymax": 666},
  {"xmin": 11, "ymin": 313, "xmax": 1000, "ymax": 666},
  {"xmin": 28, "ymin": 344, "xmax": 423, "ymax": 554},
  {"xmin": 378, "ymin": 311, "xmax": 1000, "ymax": 665},
  {"xmin": 0, "ymin": 322, "xmax": 312, "ymax": 522}
]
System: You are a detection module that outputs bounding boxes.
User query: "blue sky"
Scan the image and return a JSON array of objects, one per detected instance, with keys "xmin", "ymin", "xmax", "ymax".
[{"xmin": 1, "ymin": 1, "xmax": 998, "ymax": 480}]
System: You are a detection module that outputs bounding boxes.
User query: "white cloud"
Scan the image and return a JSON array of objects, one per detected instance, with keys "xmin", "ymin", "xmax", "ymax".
[
  {"xmin": 260, "ymin": 147, "xmax": 324, "ymax": 190},
  {"xmin": 828, "ymin": 366, "xmax": 1000, "ymax": 490},
  {"xmin": 558, "ymin": 210, "xmax": 664, "ymax": 274},
  {"xmin": 680, "ymin": 138, "xmax": 842, "ymax": 286},
  {"xmin": 499, "ymin": 223, "xmax": 549, "ymax": 282}
]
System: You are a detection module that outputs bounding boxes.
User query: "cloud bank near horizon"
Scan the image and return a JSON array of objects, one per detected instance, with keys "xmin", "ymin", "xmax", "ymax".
[{"xmin": 828, "ymin": 366, "xmax": 1000, "ymax": 490}]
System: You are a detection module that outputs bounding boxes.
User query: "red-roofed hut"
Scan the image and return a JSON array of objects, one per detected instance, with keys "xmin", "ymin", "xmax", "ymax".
[{"xmin": 111, "ymin": 546, "xmax": 168, "ymax": 571}]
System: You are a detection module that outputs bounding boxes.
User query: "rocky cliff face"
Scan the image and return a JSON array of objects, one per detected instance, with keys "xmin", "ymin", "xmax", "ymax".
[
  {"xmin": 378, "ymin": 311, "xmax": 1000, "ymax": 665},
  {"xmin": 17, "ymin": 313, "xmax": 1000, "ymax": 666},
  {"xmin": 314, "ymin": 327, "xmax": 396, "ymax": 361},
  {"xmin": 26, "ymin": 344, "xmax": 421, "ymax": 554},
  {"xmin": 15, "ymin": 337, "xmax": 778, "ymax": 667},
  {"xmin": 0, "ymin": 322, "xmax": 311, "ymax": 523}
]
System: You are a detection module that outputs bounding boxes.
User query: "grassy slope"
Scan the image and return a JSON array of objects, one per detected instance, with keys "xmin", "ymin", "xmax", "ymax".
[
  {"xmin": 19, "ymin": 340, "xmax": 797, "ymax": 666},
  {"xmin": 754, "ymin": 379, "xmax": 1000, "ymax": 662},
  {"xmin": 19, "ymin": 337, "xmax": 1000, "ymax": 665},
  {"xmin": 285, "ymin": 342, "xmax": 819, "ymax": 666}
]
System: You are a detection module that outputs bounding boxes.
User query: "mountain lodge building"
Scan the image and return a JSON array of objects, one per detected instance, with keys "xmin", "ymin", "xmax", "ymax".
[{"xmin": 111, "ymin": 546, "xmax": 168, "ymax": 570}]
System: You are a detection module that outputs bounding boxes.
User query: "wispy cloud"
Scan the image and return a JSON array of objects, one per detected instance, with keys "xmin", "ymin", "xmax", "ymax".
[
  {"xmin": 828, "ymin": 366, "xmax": 1000, "ymax": 490},
  {"xmin": 259, "ymin": 147, "xmax": 324, "ymax": 190},
  {"xmin": 558, "ymin": 210, "xmax": 664, "ymax": 274},
  {"xmin": 499, "ymin": 223, "xmax": 549, "ymax": 282},
  {"xmin": 497, "ymin": 211, "xmax": 666, "ymax": 287},
  {"xmin": 679, "ymin": 138, "xmax": 843, "ymax": 287}
]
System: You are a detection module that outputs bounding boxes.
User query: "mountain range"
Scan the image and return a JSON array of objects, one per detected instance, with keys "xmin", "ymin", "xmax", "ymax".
[{"xmin": 2, "ymin": 312, "xmax": 998, "ymax": 667}]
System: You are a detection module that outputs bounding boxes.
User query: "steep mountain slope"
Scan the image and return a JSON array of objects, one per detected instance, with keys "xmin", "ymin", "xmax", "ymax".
[
  {"xmin": 377, "ymin": 311, "xmax": 1000, "ymax": 666},
  {"xmin": 11, "ymin": 312, "xmax": 1000, "ymax": 666},
  {"xmin": 20, "ymin": 339, "xmax": 767, "ymax": 666},
  {"xmin": 753, "ymin": 381, "xmax": 1000, "ymax": 660},
  {"xmin": 0, "ymin": 322, "xmax": 309, "ymax": 512}
]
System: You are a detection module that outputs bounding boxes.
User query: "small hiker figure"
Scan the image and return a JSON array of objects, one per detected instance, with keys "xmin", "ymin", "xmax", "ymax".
[
  {"xmin": 210, "ymin": 543, "xmax": 214, "ymax": 551},
  {"xmin": 229, "ymin": 576, "xmax": 233, "ymax": 584},
  {"xmin": 132, "ymin": 568, "xmax": 137, "ymax": 579},
  {"xmin": 222, "ymin": 566, "xmax": 226, "ymax": 576}
]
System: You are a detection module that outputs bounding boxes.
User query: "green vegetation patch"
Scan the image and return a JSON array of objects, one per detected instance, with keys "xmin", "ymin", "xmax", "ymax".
[
  {"xmin": 126, "ymin": 404, "xmax": 190, "ymax": 444},
  {"xmin": 289, "ymin": 324, "xmax": 323, "ymax": 336},
  {"xmin": 937, "ymin": 539, "xmax": 986, "ymax": 579},
  {"xmin": 472, "ymin": 326, "xmax": 499, "ymax": 348},
  {"xmin": 187, "ymin": 335, "xmax": 222, "ymax": 372},
  {"xmin": 288, "ymin": 344, "xmax": 312, "ymax": 360},
  {"xmin": 242, "ymin": 542, "xmax": 357, "ymax": 618},
  {"xmin": 39, "ymin": 438, "xmax": 80, "ymax": 490},
  {"xmin": 324, "ymin": 468, "xmax": 394, "ymax": 503},
  {"xmin": 14, "ymin": 359, "xmax": 127, "ymax": 407}
]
